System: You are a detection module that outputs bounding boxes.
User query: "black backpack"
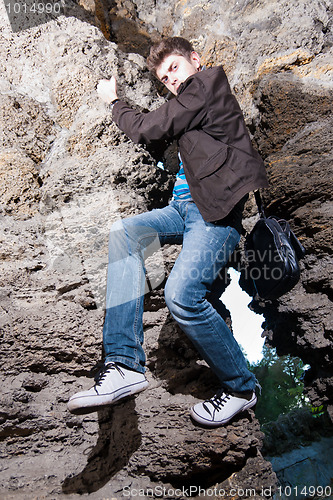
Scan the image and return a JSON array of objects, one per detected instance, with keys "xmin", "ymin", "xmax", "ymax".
[{"xmin": 245, "ymin": 192, "xmax": 305, "ymax": 300}]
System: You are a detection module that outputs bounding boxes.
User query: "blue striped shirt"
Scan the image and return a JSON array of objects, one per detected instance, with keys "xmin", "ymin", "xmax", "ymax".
[{"xmin": 172, "ymin": 161, "xmax": 192, "ymax": 201}]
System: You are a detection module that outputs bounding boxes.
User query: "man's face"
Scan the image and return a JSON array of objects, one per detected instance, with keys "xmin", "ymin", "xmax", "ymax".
[{"xmin": 156, "ymin": 52, "xmax": 201, "ymax": 95}]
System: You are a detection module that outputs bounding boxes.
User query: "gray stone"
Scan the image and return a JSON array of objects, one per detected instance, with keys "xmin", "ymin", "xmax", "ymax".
[{"xmin": 268, "ymin": 437, "xmax": 333, "ymax": 500}]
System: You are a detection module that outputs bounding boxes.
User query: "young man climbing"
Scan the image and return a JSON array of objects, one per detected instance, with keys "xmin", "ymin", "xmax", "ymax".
[{"xmin": 68, "ymin": 37, "xmax": 268, "ymax": 426}]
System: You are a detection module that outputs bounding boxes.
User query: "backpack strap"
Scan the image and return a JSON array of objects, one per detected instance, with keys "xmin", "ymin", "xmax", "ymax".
[{"xmin": 254, "ymin": 190, "xmax": 266, "ymax": 218}]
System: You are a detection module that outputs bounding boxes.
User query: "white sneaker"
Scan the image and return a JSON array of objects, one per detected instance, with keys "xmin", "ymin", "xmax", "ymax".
[
  {"xmin": 190, "ymin": 389, "xmax": 257, "ymax": 427},
  {"xmin": 67, "ymin": 362, "xmax": 149, "ymax": 413}
]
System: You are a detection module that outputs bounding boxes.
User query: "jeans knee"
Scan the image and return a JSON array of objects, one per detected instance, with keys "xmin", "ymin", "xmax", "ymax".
[
  {"xmin": 108, "ymin": 219, "xmax": 132, "ymax": 261},
  {"xmin": 165, "ymin": 278, "xmax": 197, "ymax": 318},
  {"xmin": 110, "ymin": 217, "xmax": 139, "ymax": 235},
  {"xmin": 109, "ymin": 219, "xmax": 125, "ymax": 240},
  {"xmin": 164, "ymin": 279, "xmax": 175, "ymax": 312}
]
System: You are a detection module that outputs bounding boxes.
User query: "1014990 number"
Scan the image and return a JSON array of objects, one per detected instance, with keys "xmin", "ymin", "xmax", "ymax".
[
  {"xmin": 277, "ymin": 485, "xmax": 332, "ymax": 497},
  {"xmin": 5, "ymin": 2, "xmax": 62, "ymax": 14}
]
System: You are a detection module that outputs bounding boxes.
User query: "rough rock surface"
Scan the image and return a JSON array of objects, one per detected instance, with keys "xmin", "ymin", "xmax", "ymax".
[
  {"xmin": 0, "ymin": 0, "xmax": 332, "ymax": 498},
  {"xmin": 262, "ymin": 408, "xmax": 333, "ymax": 497}
]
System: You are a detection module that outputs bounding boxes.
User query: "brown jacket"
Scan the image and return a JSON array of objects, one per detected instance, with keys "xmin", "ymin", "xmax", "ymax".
[{"xmin": 112, "ymin": 66, "xmax": 269, "ymax": 222}]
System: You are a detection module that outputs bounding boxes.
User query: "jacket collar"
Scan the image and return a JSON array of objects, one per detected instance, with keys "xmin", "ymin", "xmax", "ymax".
[{"xmin": 177, "ymin": 66, "xmax": 206, "ymax": 96}]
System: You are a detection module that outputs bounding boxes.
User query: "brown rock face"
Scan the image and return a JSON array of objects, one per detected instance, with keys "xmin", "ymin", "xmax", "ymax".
[
  {"xmin": 0, "ymin": 150, "xmax": 41, "ymax": 216},
  {"xmin": 0, "ymin": 94, "xmax": 55, "ymax": 164},
  {"xmin": 1, "ymin": 0, "xmax": 332, "ymax": 498},
  {"xmin": 249, "ymin": 67, "xmax": 333, "ymax": 419}
]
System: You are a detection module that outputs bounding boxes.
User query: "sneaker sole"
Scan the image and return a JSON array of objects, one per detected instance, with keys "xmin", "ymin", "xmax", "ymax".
[
  {"xmin": 67, "ymin": 380, "xmax": 149, "ymax": 414},
  {"xmin": 190, "ymin": 394, "xmax": 257, "ymax": 427}
]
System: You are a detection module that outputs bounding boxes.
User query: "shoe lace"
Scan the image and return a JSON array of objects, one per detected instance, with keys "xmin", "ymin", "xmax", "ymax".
[
  {"xmin": 94, "ymin": 362, "xmax": 125, "ymax": 387},
  {"xmin": 205, "ymin": 390, "xmax": 231, "ymax": 411}
]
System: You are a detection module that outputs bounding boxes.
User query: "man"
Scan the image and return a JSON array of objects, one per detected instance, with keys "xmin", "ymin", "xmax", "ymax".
[{"xmin": 68, "ymin": 37, "xmax": 268, "ymax": 426}]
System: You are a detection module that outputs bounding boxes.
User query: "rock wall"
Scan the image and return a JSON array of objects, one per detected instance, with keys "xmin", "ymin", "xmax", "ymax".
[
  {"xmin": 263, "ymin": 408, "xmax": 333, "ymax": 498},
  {"xmin": 0, "ymin": 0, "xmax": 332, "ymax": 498}
]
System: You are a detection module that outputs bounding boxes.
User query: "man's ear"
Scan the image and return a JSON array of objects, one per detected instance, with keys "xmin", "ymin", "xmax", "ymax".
[{"xmin": 190, "ymin": 51, "xmax": 201, "ymax": 70}]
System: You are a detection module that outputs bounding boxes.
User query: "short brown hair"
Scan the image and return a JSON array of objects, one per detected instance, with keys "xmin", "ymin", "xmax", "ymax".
[{"xmin": 147, "ymin": 37, "xmax": 195, "ymax": 76}]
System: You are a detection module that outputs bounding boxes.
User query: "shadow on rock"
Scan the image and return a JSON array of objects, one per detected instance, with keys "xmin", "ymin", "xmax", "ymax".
[
  {"xmin": 62, "ymin": 398, "xmax": 141, "ymax": 494},
  {"xmin": 64, "ymin": 0, "xmax": 156, "ymax": 56},
  {"xmin": 148, "ymin": 269, "xmax": 233, "ymax": 399}
]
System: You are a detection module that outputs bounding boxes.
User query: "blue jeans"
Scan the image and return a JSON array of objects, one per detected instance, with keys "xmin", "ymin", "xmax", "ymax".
[{"xmin": 103, "ymin": 200, "xmax": 256, "ymax": 393}]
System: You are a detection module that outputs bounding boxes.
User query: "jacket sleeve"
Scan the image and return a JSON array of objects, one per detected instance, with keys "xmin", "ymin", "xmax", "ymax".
[{"xmin": 112, "ymin": 77, "xmax": 207, "ymax": 146}]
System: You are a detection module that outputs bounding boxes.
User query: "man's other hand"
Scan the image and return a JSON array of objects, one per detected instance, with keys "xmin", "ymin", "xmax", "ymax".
[{"xmin": 97, "ymin": 76, "xmax": 118, "ymax": 104}]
